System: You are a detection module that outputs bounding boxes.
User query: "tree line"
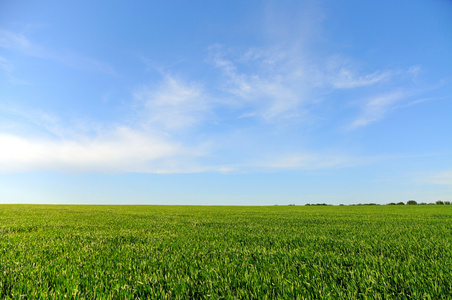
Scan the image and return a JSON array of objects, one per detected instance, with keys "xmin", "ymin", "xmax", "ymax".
[{"xmin": 301, "ymin": 200, "xmax": 451, "ymax": 206}]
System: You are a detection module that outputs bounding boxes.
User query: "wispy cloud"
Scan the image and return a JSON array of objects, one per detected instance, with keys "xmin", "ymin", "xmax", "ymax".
[
  {"xmin": 0, "ymin": 29, "xmax": 32, "ymax": 51},
  {"xmin": 0, "ymin": 55, "xmax": 11, "ymax": 72},
  {"xmin": 133, "ymin": 75, "xmax": 212, "ymax": 130},
  {"xmin": 208, "ymin": 45, "xmax": 304, "ymax": 121},
  {"xmin": 0, "ymin": 29, "xmax": 115, "ymax": 75},
  {"xmin": 348, "ymin": 91, "xmax": 408, "ymax": 129},
  {"xmin": 208, "ymin": 42, "xmax": 406, "ymax": 125},
  {"xmin": 0, "ymin": 55, "xmax": 31, "ymax": 84},
  {"xmin": 329, "ymin": 69, "xmax": 391, "ymax": 89},
  {"xmin": 317, "ymin": 56, "xmax": 393, "ymax": 89}
]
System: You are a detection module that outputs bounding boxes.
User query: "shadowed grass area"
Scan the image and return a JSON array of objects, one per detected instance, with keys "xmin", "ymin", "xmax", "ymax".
[{"xmin": 0, "ymin": 205, "xmax": 451, "ymax": 299}]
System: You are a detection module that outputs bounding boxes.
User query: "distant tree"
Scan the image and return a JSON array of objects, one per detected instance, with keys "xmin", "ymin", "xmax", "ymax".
[
  {"xmin": 436, "ymin": 200, "xmax": 444, "ymax": 205},
  {"xmin": 397, "ymin": 202, "xmax": 405, "ymax": 205},
  {"xmin": 407, "ymin": 200, "xmax": 417, "ymax": 205},
  {"xmin": 339, "ymin": 204, "xmax": 344, "ymax": 206},
  {"xmin": 445, "ymin": 201, "xmax": 451, "ymax": 205},
  {"xmin": 305, "ymin": 203, "xmax": 311, "ymax": 206},
  {"xmin": 419, "ymin": 202, "xmax": 427, "ymax": 205},
  {"xmin": 387, "ymin": 202, "xmax": 396, "ymax": 205}
]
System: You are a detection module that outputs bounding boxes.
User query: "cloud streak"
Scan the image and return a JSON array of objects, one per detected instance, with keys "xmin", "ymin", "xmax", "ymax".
[
  {"xmin": 348, "ymin": 91, "xmax": 408, "ymax": 129},
  {"xmin": 316, "ymin": 55, "xmax": 393, "ymax": 89},
  {"xmin": 0, "ymin": 29, "xmax": 115, "ymax": 75},
  {"xmin": 329, "ymin": 69, "xmax": 391, "ymax": 89}
]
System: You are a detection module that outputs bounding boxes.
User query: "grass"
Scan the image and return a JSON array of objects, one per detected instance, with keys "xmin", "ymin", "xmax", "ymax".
[{"xmin": 0, "ymin": 204, "xmax": 451, "ymax": 299}]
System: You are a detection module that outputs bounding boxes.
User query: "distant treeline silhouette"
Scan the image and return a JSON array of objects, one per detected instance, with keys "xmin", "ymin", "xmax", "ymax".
[{"xmin": 300, "ymin": 200, "xmax": 451, "ymax": 206}]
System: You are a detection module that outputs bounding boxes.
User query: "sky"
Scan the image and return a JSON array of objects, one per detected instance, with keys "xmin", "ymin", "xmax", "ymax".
[{"xmin": 0, "ymin": 0, "xmax": 451, "ymax": 205}]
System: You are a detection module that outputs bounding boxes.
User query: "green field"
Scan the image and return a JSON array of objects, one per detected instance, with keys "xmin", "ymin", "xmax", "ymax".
[{"xmin": 0, "ymin": 205, "xmax": 451, "ymax": 299}]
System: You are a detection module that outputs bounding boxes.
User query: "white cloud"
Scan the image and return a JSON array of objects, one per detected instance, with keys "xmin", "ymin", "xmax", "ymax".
[
  {"xmin": 0, "ymin": 76, "xmax": 217, "ymax": 173},
  {"xmin": 0, "ymin": 127, "xmax": 189, "ymax": 173},
  {"xmin": 348, "ymin": 91, "xmax": 407, "ymax": 129},
  {"xmin": 0, "ymin": 89, "xmax": 214, "ymax": 173},
  {"xmin": 408, "ymin": 65, "xmax": 422, "ymax": 77},
  {"xmin": 133, "ymin": 75, "xmax": 211, "ymax": 130}
]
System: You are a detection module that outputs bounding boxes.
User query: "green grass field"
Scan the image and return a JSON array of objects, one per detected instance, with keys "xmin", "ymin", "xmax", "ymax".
[{"xmin": 0, "ymin": 205, "xmax": 451, "ymax": 299}]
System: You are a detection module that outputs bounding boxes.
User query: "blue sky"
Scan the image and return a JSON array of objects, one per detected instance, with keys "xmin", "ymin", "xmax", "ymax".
[{"xmin": 1, "ymin": 0, "xmax": 451, "ymax": 205}]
